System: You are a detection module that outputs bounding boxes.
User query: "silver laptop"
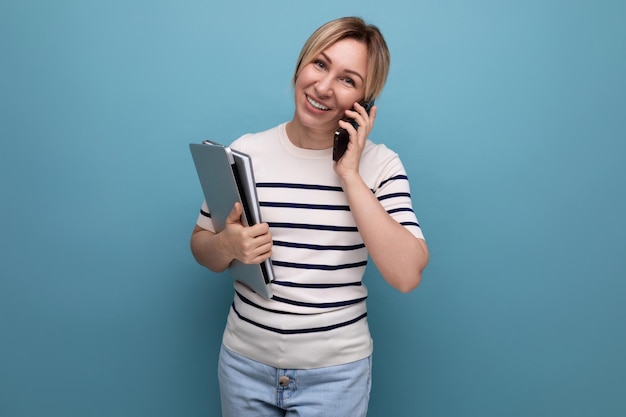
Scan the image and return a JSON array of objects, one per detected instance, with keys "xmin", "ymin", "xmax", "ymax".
[{"xmin": 189, "ymin": 140, "xmax": 274, "ymax": 299}]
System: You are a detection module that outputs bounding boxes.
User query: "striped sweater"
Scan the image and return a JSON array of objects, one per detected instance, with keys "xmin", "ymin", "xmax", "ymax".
[{"xmin": 196, "ymin": 122, "xmax": 424, "ymax": 369}]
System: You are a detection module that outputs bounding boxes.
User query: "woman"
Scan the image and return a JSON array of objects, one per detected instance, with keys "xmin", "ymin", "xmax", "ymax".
[{"xmin": 191, "ymin": 16, "xmax": 428, "ymax": 417}]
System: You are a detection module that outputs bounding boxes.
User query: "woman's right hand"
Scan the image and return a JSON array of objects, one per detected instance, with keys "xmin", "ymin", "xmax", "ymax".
[
  {"xmin": 220, "ymin": 202, "xmax": 273, "ymax": 265},
  {"xmin": 190, "ymin": 202, "xmax": 272, "ymax": 272}
]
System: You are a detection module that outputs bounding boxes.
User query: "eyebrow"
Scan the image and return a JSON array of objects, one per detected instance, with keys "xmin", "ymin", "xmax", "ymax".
[{"xmin": 320, "ymin": 51, "xmax": 365, "ymax": 83}]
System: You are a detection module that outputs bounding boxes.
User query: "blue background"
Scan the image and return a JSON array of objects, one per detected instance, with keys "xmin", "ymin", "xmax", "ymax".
[{"xmin": 1, "ymin": 1, "xmax": 625, "ymax": 416}]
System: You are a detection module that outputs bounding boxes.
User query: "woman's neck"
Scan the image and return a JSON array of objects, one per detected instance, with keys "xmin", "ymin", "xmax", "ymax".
[{"xmin": 285, "ymin": 119, "xmax": 335, "ymax": 150}]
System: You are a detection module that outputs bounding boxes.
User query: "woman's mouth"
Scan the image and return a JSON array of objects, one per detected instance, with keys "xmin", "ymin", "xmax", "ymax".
[{"xmin": 306, "ymin": 95, "xmax": 330, "ymax": 111}]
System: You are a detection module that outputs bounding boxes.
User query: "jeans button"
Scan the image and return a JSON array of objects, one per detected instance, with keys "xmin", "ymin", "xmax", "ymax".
[{"xmin": 278, "ymin": 376, "xmax": 290, "ymax": 387}]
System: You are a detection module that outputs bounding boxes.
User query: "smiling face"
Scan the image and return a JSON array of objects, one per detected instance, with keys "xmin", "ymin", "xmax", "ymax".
[{"xmin": 291, "ymin": 38, "xmax": 368, "ymax": 142}]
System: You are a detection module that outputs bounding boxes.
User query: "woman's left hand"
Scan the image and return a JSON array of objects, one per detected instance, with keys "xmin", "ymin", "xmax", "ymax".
[{"xmin": 333, "ymin": 101, "xmax": 377, "ymax": 178}]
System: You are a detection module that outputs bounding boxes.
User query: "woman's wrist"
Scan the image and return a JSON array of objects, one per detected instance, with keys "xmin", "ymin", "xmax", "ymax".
[{"xmin": 339, "ymin": 171, "xmax": 366, "ymax": 192}]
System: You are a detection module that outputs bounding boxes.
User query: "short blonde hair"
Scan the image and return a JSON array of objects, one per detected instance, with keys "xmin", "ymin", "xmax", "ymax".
[{"xmin": 292, "ymin": 17, "xmax": 390, "ymax": 102}]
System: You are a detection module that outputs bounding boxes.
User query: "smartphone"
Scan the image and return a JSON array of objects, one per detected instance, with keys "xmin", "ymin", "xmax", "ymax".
[{"xmin": 332, "ymin": 100, "xmax": 374, "ymax": 161}]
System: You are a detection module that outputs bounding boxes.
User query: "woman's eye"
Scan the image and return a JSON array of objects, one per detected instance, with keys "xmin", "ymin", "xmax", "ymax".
[
  {"xmin": 342, "ymin": 77, "xmax": 355, "ymax": 86},
  {"xmin": 313, "ymin": 60, "xmax": 326, "ymax": 69}
]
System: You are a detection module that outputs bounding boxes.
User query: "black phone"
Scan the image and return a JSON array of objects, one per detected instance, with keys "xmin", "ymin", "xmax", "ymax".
[{"xmin": 332, "ymin": 100, "xmax": 374, "ymax": 161}]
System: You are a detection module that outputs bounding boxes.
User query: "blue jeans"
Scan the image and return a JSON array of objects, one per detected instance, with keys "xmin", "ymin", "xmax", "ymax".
[{"xmin": 218, "ymin": 345, "xmax": 372, "ymax": 417}]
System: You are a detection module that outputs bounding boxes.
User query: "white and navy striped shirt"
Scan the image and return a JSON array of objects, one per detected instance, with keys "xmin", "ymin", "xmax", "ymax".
[{"xmin": 197, "ymin": 123, "xmax": 424, "ymax": 369}]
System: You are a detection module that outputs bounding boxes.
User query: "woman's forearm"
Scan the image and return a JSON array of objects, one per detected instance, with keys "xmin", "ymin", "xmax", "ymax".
[
  {"xmin": 190, "ymin": 225, "xmax": 233, "ymax": 273},
  {"xmin": 340, "ymin": 174, "xmax": 429, "ymax": 292}
]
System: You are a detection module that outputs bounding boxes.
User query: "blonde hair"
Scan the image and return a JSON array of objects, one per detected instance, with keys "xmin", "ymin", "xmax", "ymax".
[{"xmin": 292, "ymin": 17, "xmax": 390, "ymax": 102}]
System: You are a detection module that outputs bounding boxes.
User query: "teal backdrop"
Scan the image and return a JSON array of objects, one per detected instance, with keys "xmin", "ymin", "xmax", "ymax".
[{"xmin": 1, "ymin": 1, "xmax": 625, "ymax": 416}]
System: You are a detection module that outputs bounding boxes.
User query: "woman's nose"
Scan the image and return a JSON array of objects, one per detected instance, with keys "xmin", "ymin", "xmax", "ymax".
[{"xmin": 314, "ymin": 74, "xmax": 334, "ymax": 97}]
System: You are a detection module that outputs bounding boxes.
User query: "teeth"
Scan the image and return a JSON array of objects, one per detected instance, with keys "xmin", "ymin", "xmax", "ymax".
[{"xmin": 307, "ymin": 96, "xmax": 330, "ymax": 110}]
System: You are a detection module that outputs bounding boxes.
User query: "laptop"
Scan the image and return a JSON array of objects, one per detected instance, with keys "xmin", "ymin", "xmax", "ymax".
[{"xmin": 189, "ymin": 140, "xmax": 274, "ymax": 299}]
